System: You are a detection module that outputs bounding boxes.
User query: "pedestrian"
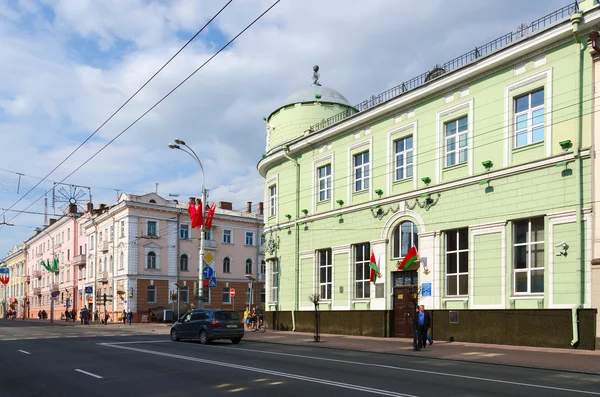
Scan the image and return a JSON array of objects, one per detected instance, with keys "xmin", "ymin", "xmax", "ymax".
[
  {"xmin": 104, "ymin": 312, "xmax": 109, "ymax": 325},
  {"xmin": 127, "ymin": 310, "xmax": 133, "ymax": 325},
  {"xmin": 122, "ymin": 310, "xmax": 127, "ymax": 325},
  {"xmin": 416, "ymin": 305, "xmax": 431, "ymax": 350},
  {"xmin": 80, "ymin": 308, "xmax": 84, "ymax": 325}
]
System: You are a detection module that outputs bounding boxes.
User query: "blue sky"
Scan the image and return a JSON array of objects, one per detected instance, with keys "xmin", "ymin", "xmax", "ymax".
[{"xmin": 0, "ymin": 0, "xmax": 571, "ymax": 256}]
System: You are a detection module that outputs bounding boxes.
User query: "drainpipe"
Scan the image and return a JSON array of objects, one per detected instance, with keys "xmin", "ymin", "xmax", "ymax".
[
  {"xmin": 283, "ymin": 145, "xmax": 300, "ymax": 331},
  {"xmin": 571, "ymin": 304, "xmax": 582, "ymax": 346},
  {"xmin": 571, "ymin": 11, "xmax": 585, "ymax": 309}
]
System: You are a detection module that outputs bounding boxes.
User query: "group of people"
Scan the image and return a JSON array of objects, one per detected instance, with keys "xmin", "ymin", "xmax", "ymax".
[
  {"xmin": 62, "ymin": 309, "xmax": 77, "ymax": 322},
  {"xmin": 37, "ymin": 310, "xmax": 48, "ymax": 320},
  {"xmin": 4, "ymin": 309, "xmax": 17, "ymax": 319},
  {"xmin": 243, "ymin": 305, "xmax": 263, "ymax": 330}
]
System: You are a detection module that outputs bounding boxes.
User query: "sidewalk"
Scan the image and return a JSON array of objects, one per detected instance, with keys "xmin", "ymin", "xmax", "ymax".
[{"xmin": 242, "ymin": 330, "xmax": 600, "ymax": 375}]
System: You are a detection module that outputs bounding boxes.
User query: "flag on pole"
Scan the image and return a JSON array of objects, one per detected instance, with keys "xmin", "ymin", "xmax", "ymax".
[
  {"xmin": 397, "ymin": 246, "xmax": 420, "ymax": 271},
  {"xmin": 187, "ymin": 198, "xmax": 197, "ymax": 229},
  {"xmin": 369, "ymin": 251, "xmax": 380, "ymax": 282},
  {"xmin": 0, "ymin": 268, "xmax": 9, "ymax": 285},
  {"xmin": 193, "ymin": 198, "xmax": 203, "ymax": 229},
  {"xmin": 204, "ymin": 203, "xmax": 217, "ymax": 229}
]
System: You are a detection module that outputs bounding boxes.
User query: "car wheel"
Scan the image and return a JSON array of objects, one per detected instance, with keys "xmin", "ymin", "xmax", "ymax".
[
  {"xmin": 231, "ymin": 338, "xmax": 241, "ymax": 344},
  {"xmin": 170, "ymin": 329, "xmax": 180, "ymax": 342},
  {"xmin": 199, "ymin": 330, "xmax": 209, "ymax": 344}
]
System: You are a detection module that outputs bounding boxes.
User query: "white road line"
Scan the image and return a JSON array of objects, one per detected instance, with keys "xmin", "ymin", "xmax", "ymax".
[
  {"xmin": 101, "ymin": 343, "xmax": 416, "ymax": 397},
  {"xmin": 75, "ymin": 369, "xmax": 103, "ymax": 379},
  {"xmin": 17, "ymin": 350, "xmax": 30, "ymax": 355},
  {"xmin": 195, "ymin": 344, "xmax": 600, "ymax": 396},
  {"xmin": 98, "ymin": 340, "xmax": 170, "ymax": 345}
]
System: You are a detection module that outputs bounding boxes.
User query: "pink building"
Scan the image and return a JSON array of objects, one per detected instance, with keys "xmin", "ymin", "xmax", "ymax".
[{"xmin": 25, "ymin": 204, "xmax": 84, "ymax": 320}]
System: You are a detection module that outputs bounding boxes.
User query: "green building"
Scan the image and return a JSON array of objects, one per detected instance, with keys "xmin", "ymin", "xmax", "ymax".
[{"xmin": 259, "ymin": 2, "xmax": 600, "ymax": 349}]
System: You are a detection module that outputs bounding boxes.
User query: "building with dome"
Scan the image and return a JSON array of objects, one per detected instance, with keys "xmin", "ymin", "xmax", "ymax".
[{"xmin": 258, "ymin": 3, "xmax": 600, "ymax": 349}]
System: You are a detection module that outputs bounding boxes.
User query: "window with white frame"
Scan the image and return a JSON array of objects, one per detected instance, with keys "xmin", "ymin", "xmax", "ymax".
[
  {"xmin": 245, "ymin": 231, "xmax": 254, "ymax": 246},
  {"xmin": 269, "ymin": 185, "xmax": 277, "ymax": 217},
  {"xmin": 147, "ymin": 221, "xmax": 157, "ymax": 237},
  {"xmin": 204, "ymin": 230, "xmax": 212, "ymax": 241},
  {"xmin": 222, "ymin": 287, "xmax": 231, "ymax": 304},
  {"xmin": 270, "ymin": 259, "xmax": 279, "ymax": 302},
  {"xmin": 245, "ymin": 258, "xmax": 252, "ymax": 274},
  {"xmin": 180, "ymin": 254, "xmax": 188, "ymax": 271},
  {"xmin": 394, "ymin": 136, "xmax": 413, "ymax": 181},
  {"xmin": 147, "ymin": 285, "xmax": 156, "ymax": 303},
  {"xmin": 179, "ymin": 224, "xmax": 189, "ymax": 240},
  {"xmin": 120, "ymin": 220, "xmax": 125, "ymax": 237},
  {"xmin": 514, "ymin": 88, "xmax": 544, "ymax": 148},
  {"xmin": 445, "ymin": 228, "xmax": 468, "ymax": 296},
  {"xmin": 146, "ymin": 251, "xmax": 157, "ymax": 269},
  {"xmin": 444, "ymin": 116, "xmax": 468, "ymax": 167},
  {"xmin": 513, "ymin": 217, "xmax": 544, "ymax": 294},
  {"xmin": 354, "ymin": 243, "xmax": 370, "ymax": 299},
  {"xmin": 260, "ymin": 234, "xmax": 265, "ymax": 246},
  {"xmin": 392, "ymin": 221, "xmax": 419, "ymax": 259},
  {"xmin": 67, "ymin": 228, "xmax": 71, "ymax": 241},
  {"xmin": 110, "ymin": 226, "xmax": 114, "ymax": 242},
  {"xmin": 223, "ymin": 257, "xmax": 231, "ymax": 273},
  {"xmin": 119, "ymin": 252, "xmax": 124, "ymax": 270},
  {"xmin": 318, "ymin": 249, "xmax": 332, "ymax": 300},
  {"xmin": 260, "ymin": 260, "xmax": 266, "ymax": 276},
  {"xmin": 109, "ymin": 256, "xmax": 114, "ymax": 273},
  {"xmin": 223, "ymin": 229, "xmax": 232, "ymax": 244},
  {"xmin": 317, "ymin": 164, "xmax": 331, "ymax": 202},
  {"xmin": 353, "ymin": 152, "xmax": 370, "ymax": 192}
]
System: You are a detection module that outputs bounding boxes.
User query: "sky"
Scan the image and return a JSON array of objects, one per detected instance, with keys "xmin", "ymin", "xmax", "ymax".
[{"xmin": 0, "ymin": 0, "xmax": 571, "ymax": 256}]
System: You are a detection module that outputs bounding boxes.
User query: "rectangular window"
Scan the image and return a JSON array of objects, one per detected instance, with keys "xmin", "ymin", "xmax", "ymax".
[
  {"xmin": 222, "ymin": 287, "xmax": 231, "ymax": 304},
  {"xmin": 513, "ymin": 217, "xmax": 544, "ymax": 294},
  {"xmin": 147, "ymin": 286, "xmax": 156, "ymax": 303},
  {"xmin": 180, "ymin": 287, "xmax": 188, "ymax": 303},
  {"xmin": 353, "ymin": 152, "xmax": 370, "ymax": 192},
  {"xmin": 394, "ymin": 136, "xmax": 413, "ymax": 181},
  {"xmin": 120, "ymin": 220, "xmax": 125, "ymax": 237},
  {"xmin": 179, "ymin": 225, "xmax": 190, "ymax": 240},
  {"xmin": 269, "ymin": 185, "xmax": 277, "ymax": 217},
  {"xmin": 354, "ymin": 243, "xmax": 370, "ymax": 299},
  {"xmin": 147, "ymin": 221, "xmax": 157, "ymax": 237},
  {"xmin": 245, "ymin": 231, "xmax": 254, "ymax": 246},
  {"xmin": 444, "ymin": 116, "xmax": 468, "ymax": 167},
  {"xmin": 204, "ymin": 230, "xmax": 212, "ymax": 241},
  {"xmin": 445, "ymin": 228, "xmax": 469, "ymax": 296},
  {"xmin": 271, "ymin": 260, "xmax": 279, "ymax": 302},
  {"xmin": 223, "ymin": 230, "xmax": 232, "ymax": 244},
  {"xmin": 514, "ymin": 88, "xmax": 544, "ymax": 148},
  {"xmin": 318, "ymin": 249, "xmax": 332, "ymax": 300},
  {"xmin": 110, "ymin": 226, "xmax": 114, "ymax": 242},
  {"xmin": 317, "ymin": 164, "xmax": 331, "ymax": 202}
]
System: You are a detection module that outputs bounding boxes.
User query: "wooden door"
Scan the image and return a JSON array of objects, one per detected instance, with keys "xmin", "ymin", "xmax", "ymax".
[{"xmin": 393, "ymin": 287, "xmax": 414, "ymax": 338}]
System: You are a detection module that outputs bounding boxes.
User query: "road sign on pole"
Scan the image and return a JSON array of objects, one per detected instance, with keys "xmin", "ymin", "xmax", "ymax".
[
  {"xmin": 230, "ymin": 288, "xmax": 235, "ymax": 297},
  {"xmin": 208, "ymin": 277, "xmax": 217, "ymax": 289},
  {"xmin": 202, "ymin": 266, "xmax": 214, "ymax": 279}
]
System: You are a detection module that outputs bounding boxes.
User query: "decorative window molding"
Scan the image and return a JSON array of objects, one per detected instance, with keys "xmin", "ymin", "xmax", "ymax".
[
  {"xmin": 265, "ymin": 174, "xmax": 279, "ymax": 219},
  {"xmin": 387, "ymin": 121, "xmax": 418, "ymax": 194},
  {"xmin": 312, "ymin": 153, "xmax": 335, "ymax": 213},
  {"xmin": 504, "ymin": 69, "xmax": 552, "ymax": 165},
  {"xmin": 435, "ymin": 99, "xmax": 474, "ymax": 183},
  {"xmin": 347, "ymin": 138, "xmax": 373, "ymax": 205}
]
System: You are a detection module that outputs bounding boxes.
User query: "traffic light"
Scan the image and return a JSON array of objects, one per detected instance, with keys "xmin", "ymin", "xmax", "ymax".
[
  {"xmin": 103, "ymin": 293, "xmax": 107, "ymax": 305},
  {"xmin": 202, "ymin": 288, "xmax": 209, "ymax": 303}
]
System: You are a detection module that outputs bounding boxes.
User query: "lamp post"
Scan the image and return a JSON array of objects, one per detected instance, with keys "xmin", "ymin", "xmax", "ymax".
[{"xmin": 169, "ymin": 139, "xmax": 206, "ymax": 310}]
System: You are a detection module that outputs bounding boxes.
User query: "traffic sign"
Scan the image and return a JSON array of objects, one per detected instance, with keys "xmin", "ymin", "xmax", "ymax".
[
  {"xmin": 202, "ymin": 266, "xmax": 214, "ymax": 279},
  {"xmin": 203, "ymin": 252, "xmax": 215, "ymax": 265},
  {"xmin": 84, "ymin": 286, "xmax": 93, "ymax": 294},
  {"xmin": 209, "ymin": 276, "xmax": 217, "ymax": 289},
  {"xmin": 230, "ymin": 288, "xmax": 235, "ymax": 297}
]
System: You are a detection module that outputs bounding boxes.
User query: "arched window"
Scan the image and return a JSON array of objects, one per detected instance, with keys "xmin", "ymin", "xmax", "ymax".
[
  {"xmin": 147, "ymin": 251, "xmax": 157, "ymax": 269},
  {"xmin": 119, "ymin": 252, "xmax": 124, "ymax": 270},
  {"xmin": 223, "ymin": 257, "xmax": 231, "ymax": 273},
  {"xmin": 392, "ymin": 221, "xmax": 419, "ymax": 259},
  {"xmin": 245, "ymin": 259, "xmax": 253, "ymax": 275},
  {"xmin": 180, "ymin": 254, "xmax": 189, "ymax": 271},
  {"xmin": 149, "ymin": 199, "xmax": 156, "ymax": 204},
  {"xmin": 98, "ymin": 258, "xmax": 103, "ymax": 273},
  {"xmin": 260, "ymin": 260, "xmax": 266, "ymax": 275}
]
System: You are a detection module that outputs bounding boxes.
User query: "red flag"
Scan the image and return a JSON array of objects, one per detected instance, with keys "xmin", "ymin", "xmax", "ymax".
[
  {"xmin": 187, "ymin": 198, "xmax": 197, "ymax": 229},
  {"xmin": 205, "ymin": 203, "xmax": 216, "ymax": 229},
  {"xmin": 194, "ymin": 199, "xmax": 203, "ymax": 229}
]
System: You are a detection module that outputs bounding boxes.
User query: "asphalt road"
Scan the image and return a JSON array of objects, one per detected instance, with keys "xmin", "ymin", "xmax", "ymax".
[{"xmin": 0, "ymin": 321, "xmax": 599, "ymax": 397}]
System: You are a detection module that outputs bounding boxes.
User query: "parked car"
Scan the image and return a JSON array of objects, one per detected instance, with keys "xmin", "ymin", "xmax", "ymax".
[{"xmin": 170, "ymin": 309, "xmax": 244, "ymax": 344}]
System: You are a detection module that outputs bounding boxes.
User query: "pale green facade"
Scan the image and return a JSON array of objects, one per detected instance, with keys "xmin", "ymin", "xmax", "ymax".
[{"xmin": 259, "ymin": 4, "xmax": 596, "ymax": 327}]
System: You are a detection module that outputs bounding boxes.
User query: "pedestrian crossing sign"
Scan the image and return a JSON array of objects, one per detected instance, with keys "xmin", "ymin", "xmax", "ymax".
[{"xmin": 203, "ymin": 252, "xmax": 215, "ymax": 265}]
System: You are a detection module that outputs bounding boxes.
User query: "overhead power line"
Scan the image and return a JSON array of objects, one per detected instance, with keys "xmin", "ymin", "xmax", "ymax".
[{"xmin": 0, "ymin": 0, "xmax": 234, "ymax": 223}]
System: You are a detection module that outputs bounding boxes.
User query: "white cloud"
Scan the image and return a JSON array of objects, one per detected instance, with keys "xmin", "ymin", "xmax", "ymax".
[{"xmin": 0, "ymin": 0, "xmax": 570, "ymax": 255}]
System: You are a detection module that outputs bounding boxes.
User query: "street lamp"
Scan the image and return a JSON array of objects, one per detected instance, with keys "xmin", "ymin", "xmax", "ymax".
[{"xmin": 169, "ymin": 139, "xmax": 206, "ymax": 309}]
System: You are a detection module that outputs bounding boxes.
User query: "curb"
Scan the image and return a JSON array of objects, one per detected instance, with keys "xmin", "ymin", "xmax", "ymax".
[{"xmin": 243, "ymin": 338, "xmax": 600, "ymax": 377}]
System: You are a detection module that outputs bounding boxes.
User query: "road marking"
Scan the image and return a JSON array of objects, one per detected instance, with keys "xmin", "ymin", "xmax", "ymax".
[
  {"xmin": 18, "ymin": 350, "xmax": 30, "ymax": 355},
  {"xmin": 75, "ymin": 369, "xmax": 103, "ymax": 379},
  {"xmin": 198, "ymin": 344, "xmax": 600, "ymax": 396},
  {"xmin": 101, "ymin": 340, "xmax": 170, "ymax": 345},
  {"xmin": 101, "ymin": 343, "xmax": 417, "ymax": 397}
]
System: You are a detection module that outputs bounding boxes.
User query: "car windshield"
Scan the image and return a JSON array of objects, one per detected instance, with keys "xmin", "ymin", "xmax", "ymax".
[{"xmin": 214, "ymin": 311, "xmax": 241, "ymax": 321}]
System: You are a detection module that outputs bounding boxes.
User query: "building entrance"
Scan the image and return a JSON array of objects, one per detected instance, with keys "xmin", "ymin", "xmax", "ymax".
[{"xmin": 392, "ymin": 270, "xmax": 418, "ymax": 338}]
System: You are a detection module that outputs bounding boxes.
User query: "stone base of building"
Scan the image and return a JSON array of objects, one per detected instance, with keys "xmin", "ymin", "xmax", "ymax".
[{"xmin": 267, "ymin": 309, "xmax": 598, "ymax": 350}]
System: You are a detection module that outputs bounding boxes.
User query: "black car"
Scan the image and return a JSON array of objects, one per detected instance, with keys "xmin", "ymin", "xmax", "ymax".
[{"xmin": 170, "ymin": 309, "xmax": 244, "ymax": 344}]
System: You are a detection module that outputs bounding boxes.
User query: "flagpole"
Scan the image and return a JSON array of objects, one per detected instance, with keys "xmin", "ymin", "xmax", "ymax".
[{"xmin": 169, "ymin": 140, "xmax": 206, "ymax": 309}]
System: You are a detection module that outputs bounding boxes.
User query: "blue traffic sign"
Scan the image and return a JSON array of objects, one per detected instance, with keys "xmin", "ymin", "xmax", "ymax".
[
  {"xmin": 202, "ymin": 266, "xmax": 214, "ymax": 279},
  {"xmin": 208, "ymin": 276, "xmax": 217, "ymax": 289},
  {"xmin": 84, "ymin": 286, "xmax": 93, "ymax": 294}
]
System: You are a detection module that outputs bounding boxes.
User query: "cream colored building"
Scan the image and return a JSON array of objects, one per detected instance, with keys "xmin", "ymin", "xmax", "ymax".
[{"xmin": 0, "ymin": 244, "xmax": 26, "ymax": 318}]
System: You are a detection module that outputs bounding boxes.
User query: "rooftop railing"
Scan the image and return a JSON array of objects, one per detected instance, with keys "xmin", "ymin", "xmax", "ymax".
[{"xmin": 307, "ymin": 1, "xmax": 578, "ymax": 134}]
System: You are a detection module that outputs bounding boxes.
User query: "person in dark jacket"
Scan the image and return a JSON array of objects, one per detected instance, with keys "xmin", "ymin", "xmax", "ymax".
[{"xmin": 416, "ymin": 305, "xmax": 431, "ymax": 349}]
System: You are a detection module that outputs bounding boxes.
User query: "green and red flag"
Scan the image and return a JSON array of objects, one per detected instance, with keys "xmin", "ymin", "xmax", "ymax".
[
  {"xmin": 369, "ymin": 251, "xmax": 381, "ymax": 282},
  {"xmin": 397, "ymin": 246, "xmax": 420, "ymax": 271}
]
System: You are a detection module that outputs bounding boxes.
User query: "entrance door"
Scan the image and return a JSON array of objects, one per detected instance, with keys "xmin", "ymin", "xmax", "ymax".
[{"xmin": 392, "ymin": 270, "xmax": 418, "ymax": 338}]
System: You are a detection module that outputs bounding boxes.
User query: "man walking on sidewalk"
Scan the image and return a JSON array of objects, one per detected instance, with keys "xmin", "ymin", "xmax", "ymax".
[{"xmin": 416, "ymin": 305, "xmax": 431, "ymax": 350}]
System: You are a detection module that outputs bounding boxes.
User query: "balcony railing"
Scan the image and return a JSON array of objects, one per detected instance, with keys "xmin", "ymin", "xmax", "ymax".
[
  {"xmin": 144, "ymin": 268, "xmax": 161, "ymax": 275},
  {"xmin": 71, "ymin": 255, "xmax": 86, "ymax": 266},
  {"xmin": 304, "ymin": 2, "xmax": 579, "ymax": 135}
]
